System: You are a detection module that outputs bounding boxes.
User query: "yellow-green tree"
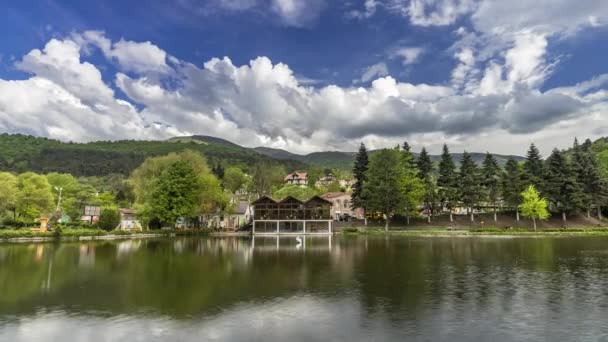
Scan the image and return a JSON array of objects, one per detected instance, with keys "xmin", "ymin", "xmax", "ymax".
[
  {"xmin": 520, "ymin": 185, "xmax": 550, "ymax": 231},
  {"xmin": 16, "ymin": 172, "xmax": 54, "ymax": 221},
  {"xmin": 0, "ymin": 172, "xmax": 18, "ymax": 220}
]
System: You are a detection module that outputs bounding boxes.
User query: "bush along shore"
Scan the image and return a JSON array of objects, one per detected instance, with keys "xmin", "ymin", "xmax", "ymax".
[
  {"xmin": 340, "ymin": 227, "xmax": 608, "ymax": 236},
  {"xmin": 0, "ymin": 227, "xmax": 211, "ymax": 243}
]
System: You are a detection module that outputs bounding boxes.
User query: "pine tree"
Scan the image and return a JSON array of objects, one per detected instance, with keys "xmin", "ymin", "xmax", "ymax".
[
  {"xmin": 416, "ymin": 147, "xmax": 433, "ymax": 180},
  {"xmin": 575, "ymin": 138, "xmax": 608, "ymax": 219},
  {"xmin": 501, "ymin": 159, "xmax": 524, "ymax": 222},
  {"xmin": 416, "ymin": 147, "xmax": 436, "ymax": 223},
  {"xmin": 481, "ymin": 152, "xmax": 500, "ymax": 222},
  {"xmin": 352, "ymin": 143, "xmax": 369, "ymax": 224},
  {"xmin": 543, "ymin": 148, "xmax": 584, "ymax": 227},
  {"xmin": 458, "ymin": 151, "xmax": 483, "ymax": 222},
  {"xmin": 437, "ymin": 144, "xmax": 457, "ymax": 222},
  {"xmin": 402, "ymin": 141, "xmax": 415, "ymax": 169},
  {"xmin": 523, "ymin": 143, "xmax": 544, "ymax": 190},
  {"xmin": 402, "ymin": 141, "xmax": 416, "ymax": 224}
]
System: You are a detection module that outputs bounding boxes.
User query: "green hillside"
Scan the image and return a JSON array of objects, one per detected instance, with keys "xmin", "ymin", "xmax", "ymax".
[
  {"xmin": 254, "ymin": 146, "xmax": 525, "ymax": 170},
  {"xmin": 0, "ymin": 134, "xmax": 305, "ymax": 176}
]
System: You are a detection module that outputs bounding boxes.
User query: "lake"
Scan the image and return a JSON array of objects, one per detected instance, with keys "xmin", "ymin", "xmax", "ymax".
[{"xmin": 1, "ymin": 236, "xmax": 608, "ymax": 341}]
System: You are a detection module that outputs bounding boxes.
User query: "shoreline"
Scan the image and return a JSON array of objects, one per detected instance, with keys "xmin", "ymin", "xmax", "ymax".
[{"xmin": 3, "ymin": 227, "xmax": 608, "ymax": 243}]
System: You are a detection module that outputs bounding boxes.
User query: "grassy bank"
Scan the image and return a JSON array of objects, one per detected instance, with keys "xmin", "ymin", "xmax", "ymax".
[
  {"xmin": 0, "ymin": 228, "xmax": 211, "ymax": 241},
  {"xmin": 340, "ymin": 227, "xmax": 608, "ymax": 236}
]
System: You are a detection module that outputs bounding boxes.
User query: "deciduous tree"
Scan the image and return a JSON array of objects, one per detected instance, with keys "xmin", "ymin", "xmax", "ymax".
[{"xmin": 520, "ymin": 185, "xmax": 550, "ymax": 231}]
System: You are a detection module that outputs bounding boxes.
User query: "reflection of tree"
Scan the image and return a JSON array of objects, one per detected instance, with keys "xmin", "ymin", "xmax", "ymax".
[{"xmin": 2, "ymin": 236, "xmax": 608, "ymax": 323}]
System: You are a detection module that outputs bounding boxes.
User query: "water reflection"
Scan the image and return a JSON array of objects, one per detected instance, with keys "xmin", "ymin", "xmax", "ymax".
[{"xmin": 1, "ymin": 236, "xmax": 608, "ymax": 341}]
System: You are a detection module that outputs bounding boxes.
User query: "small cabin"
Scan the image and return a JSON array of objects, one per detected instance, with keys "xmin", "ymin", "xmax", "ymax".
[{"xmin": 252, "ymin": 195, "xmax": 332, "ymax": 234}]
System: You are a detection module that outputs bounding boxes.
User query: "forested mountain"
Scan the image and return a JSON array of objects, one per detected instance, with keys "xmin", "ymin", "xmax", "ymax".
[
  {"xmin": 9, "ymin": 133, "xmax": 597, "ymax": 177},
  {"xmin": 254, "ymin": 146, "xmax": 525, "ymax": 170},
  {"xmin": 0, "ymin": 134, "xmax": 305, "ymax": 177}
]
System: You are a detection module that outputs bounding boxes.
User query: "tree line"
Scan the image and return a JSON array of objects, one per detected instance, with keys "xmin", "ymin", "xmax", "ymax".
[{"xmin": 351, "ymin": 138, "xmax": 608, "ymax": 230}]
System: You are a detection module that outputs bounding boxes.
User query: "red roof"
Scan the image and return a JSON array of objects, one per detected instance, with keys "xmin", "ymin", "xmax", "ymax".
[{"xmin": 284, "ymin": 171, "xmax": 308, "ymax": 182}]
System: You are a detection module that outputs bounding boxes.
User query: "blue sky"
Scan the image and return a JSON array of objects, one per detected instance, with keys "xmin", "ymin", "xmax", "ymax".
[{"xmin": 1, "ymin": 0, "xmax": 608, "ymax": 155}]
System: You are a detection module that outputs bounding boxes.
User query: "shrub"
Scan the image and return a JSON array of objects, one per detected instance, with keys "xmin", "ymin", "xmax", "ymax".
[{"xmin": 98, "ymin": 207, "xmax": 121, "ymax": 231}]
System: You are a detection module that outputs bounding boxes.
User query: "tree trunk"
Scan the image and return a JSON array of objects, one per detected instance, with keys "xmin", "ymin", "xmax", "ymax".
[
  {"xmin": 406, "ymin": 216, "xmax": 410, "ymax": 225},
  {"xmin": 533, "ymin": 218, "xmax": 537, "ymax": 232},
  {"xmin": 449, "ymin": 212, "xmax": 453, "ymax": 222},
  {"xmin": 493, "ymin": 208, "xmax": 497, "ymax": 223},
  {"xmin": 516, "ymin": 209, "xmax": 520, "ymax": 222},
  {"xmin": 562, "ymin": 211, "xmax": 567, "ymax": 228},
  {"xmin": 587, "ymin": 208, "xmax": 591, "ymax": 219},
  {"xmin": 364, "ymin": 217, "xmax": 368, "ymax": 226},
  {"xmin": 427, "ymin": 213, "xmax": 431, "ymax": 223},
  {"xmin": 385, "ymin": 216, "xmax": 389, "ymax": 232},
  {"xmin": 599, "ymin": 205, "xmax": 603, "ymax": 221},
  {"xmin": 470, "ymin": 209, "xmax": 474, "ymax": 223}
]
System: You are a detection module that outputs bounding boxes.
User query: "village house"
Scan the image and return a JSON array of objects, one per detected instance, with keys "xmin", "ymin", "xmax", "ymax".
[
  {"xmin": 117, "ymin": 208, "xmax": 142, "ymax": 230},
  {"xmin": 315, "ymin": 174, "xmax": 337, "ymax": 187},
  {"xmin": 225, "ymin": 201, "xmax": 253, "ymax": 229},
  {"xmin": 320, "ymin": 192, "xmax": 364, "ymax": 220},
  {"xmin": 252, "ymin": 195, "xmax": 333, "ymax": 234},
  {"xmin": 284, "ymin": 171, "xmax": 308, "ymax": 186}
]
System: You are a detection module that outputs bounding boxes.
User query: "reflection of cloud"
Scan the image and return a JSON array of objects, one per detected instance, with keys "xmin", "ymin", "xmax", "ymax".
[{"xmin": 0, "ymin": 296, "xmax": 374, "ymax": 341}]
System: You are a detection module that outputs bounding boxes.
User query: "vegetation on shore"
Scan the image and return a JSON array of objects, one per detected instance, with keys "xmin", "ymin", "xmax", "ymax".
[{"xmin": 341, "ymin": 227, "xmax": 608, "ymax": 236}]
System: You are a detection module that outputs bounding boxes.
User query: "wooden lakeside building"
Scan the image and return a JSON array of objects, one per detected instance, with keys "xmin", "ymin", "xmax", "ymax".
[{"xmin": 252, "ymin": 196, "xmax": 333, "ymax": 235}]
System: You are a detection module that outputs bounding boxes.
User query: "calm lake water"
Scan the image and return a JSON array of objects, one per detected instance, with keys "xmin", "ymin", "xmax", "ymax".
[{"xmin": 2, "ymin": 236, "xmax": 608, "ymax": 341}]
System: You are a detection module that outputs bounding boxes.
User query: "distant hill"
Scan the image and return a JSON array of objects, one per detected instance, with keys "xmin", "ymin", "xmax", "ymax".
[
  {"xmin": 0, "ymin": 134, "xmax": 306, "ymax": 177},
  {"xmin": 0, "ymin": 133, "xmax": 530, "ymax": 177},
  {"xmin": 254, "ymin": 146, "xmax": 525, "ymax": 170}
]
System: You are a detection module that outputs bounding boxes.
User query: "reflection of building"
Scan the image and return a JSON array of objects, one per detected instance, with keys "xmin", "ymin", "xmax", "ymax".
[
  {"xmin": 252, "ymin": 196, "xmax": 333, "ymax": 234},
  {"xmin": 321, "ymin": 192, "xmax": 364, "ymax": 220},
  {"xmin": 284, "ymin": 171, "xmax": 308, "ymax": 186}
]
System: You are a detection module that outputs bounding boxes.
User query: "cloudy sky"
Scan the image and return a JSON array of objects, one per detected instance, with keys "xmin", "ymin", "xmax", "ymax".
[{"xmin": 1, "ymin": 1, "xmax": 608, "ymax": 155}]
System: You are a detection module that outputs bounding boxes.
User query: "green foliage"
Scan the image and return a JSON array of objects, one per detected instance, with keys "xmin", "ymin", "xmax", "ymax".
[
  {"xmin": 351, "ymin": 143, "xmax": 369, "ymax": 210},
  {"xmin": 543, "ymin": 148, "xmax": 584, "ymax": 214},
  {"xmin": 273, "ymin": 185, "xmax": 319, "ymax": 201},
  {"xmin": 363, "ymin": 148, "xmax": 424, "ymax": 230},
  {"xmin": 501, "ymin": 159, "xmax": 524, "ymax": 208},
  {"xmin": 572, "ymin": 138, "xmax": 608, "ymax": 212},
  {"xmin": 15, "ymin": 172, "xmax": 54, "ymax": 221},
  {"xmin": 416, "ymin": 147, "xmax": 433, "ymax": 180},
  {"xmin": 149, "ymin": 161, "xmax": 201, "ymax": 226},
  {"xmin": 0, "ymin": 172, "xmax": 18, "ymax": 214},
  {"xmin": 481, "ymin": 153, "xmax": 500, "ymax": 206},
  {"xmin": 520, "ymin": 185, "xmax": 550, "ymax": 230},
  {"xmin": 458, "ymin": 152, "xmax": 483, "ymax": 210},
  {"xmin": 98, "ymin": 207, "xmax": 121, "ymax": 231},
  {"xmin": 523, "ymin": 143, "xmax": 544, "ymax": 190},
  {"xmin": 0, "ymin": 133, "xmax": 305, "ymax": 177},
  {"xmin": 437, "ymin": 144, "xmax": 458, "ymax": 210},
  {"xmin": 250, "ymin": 162, "xmax": 286, "ymax": 196},
  {"xmin": 223, "ymin": 167, "xmax": 249, "ymax": 194}
]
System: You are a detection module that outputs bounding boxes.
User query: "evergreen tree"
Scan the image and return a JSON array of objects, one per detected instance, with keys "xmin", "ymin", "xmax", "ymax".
[
  {"xmin": 543, "ymin": 148, "xmax": 584, "ymax": 227},
  {"xmin": 363, "ymin": 149, "xmax": 423, "ymax": 231},
  {"xmin": 401, "ymin": 142, "xmax": 416, "ymax": 224},
  {"xmin": 501, "ymin": 159, "xmax": 524, "ymax": 222},
  {"xmin": 575, "ymin": 138, "xmax": 608, "ymax": 219},
  {"xmin": 416, "ymin": 147, "xmax": 433, "ymax": 180},
  {"xmin": 437, "ymin": 144, "xmax": 458, "ymax": 222},
  {"xmin": 351, "ymin": 143, "xmax": 369, "ymax": 224},
  {"xmin": 458, "ymin": 152, "xmax": 483, "ymax": 222},
  {"xmin": 416, "ymin": 147, "xmax": 436, "ymax": 222},
  {"xmin": 481, "ymin": 153, "xmax": 501, "ymax": 222},
  {"xmin": 523, "ymin": 143, "xmax": 544, "ymax": 190},
  {"xmin": 402, "ymin": 141, "xmax": 415, "ymax": 168}
]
